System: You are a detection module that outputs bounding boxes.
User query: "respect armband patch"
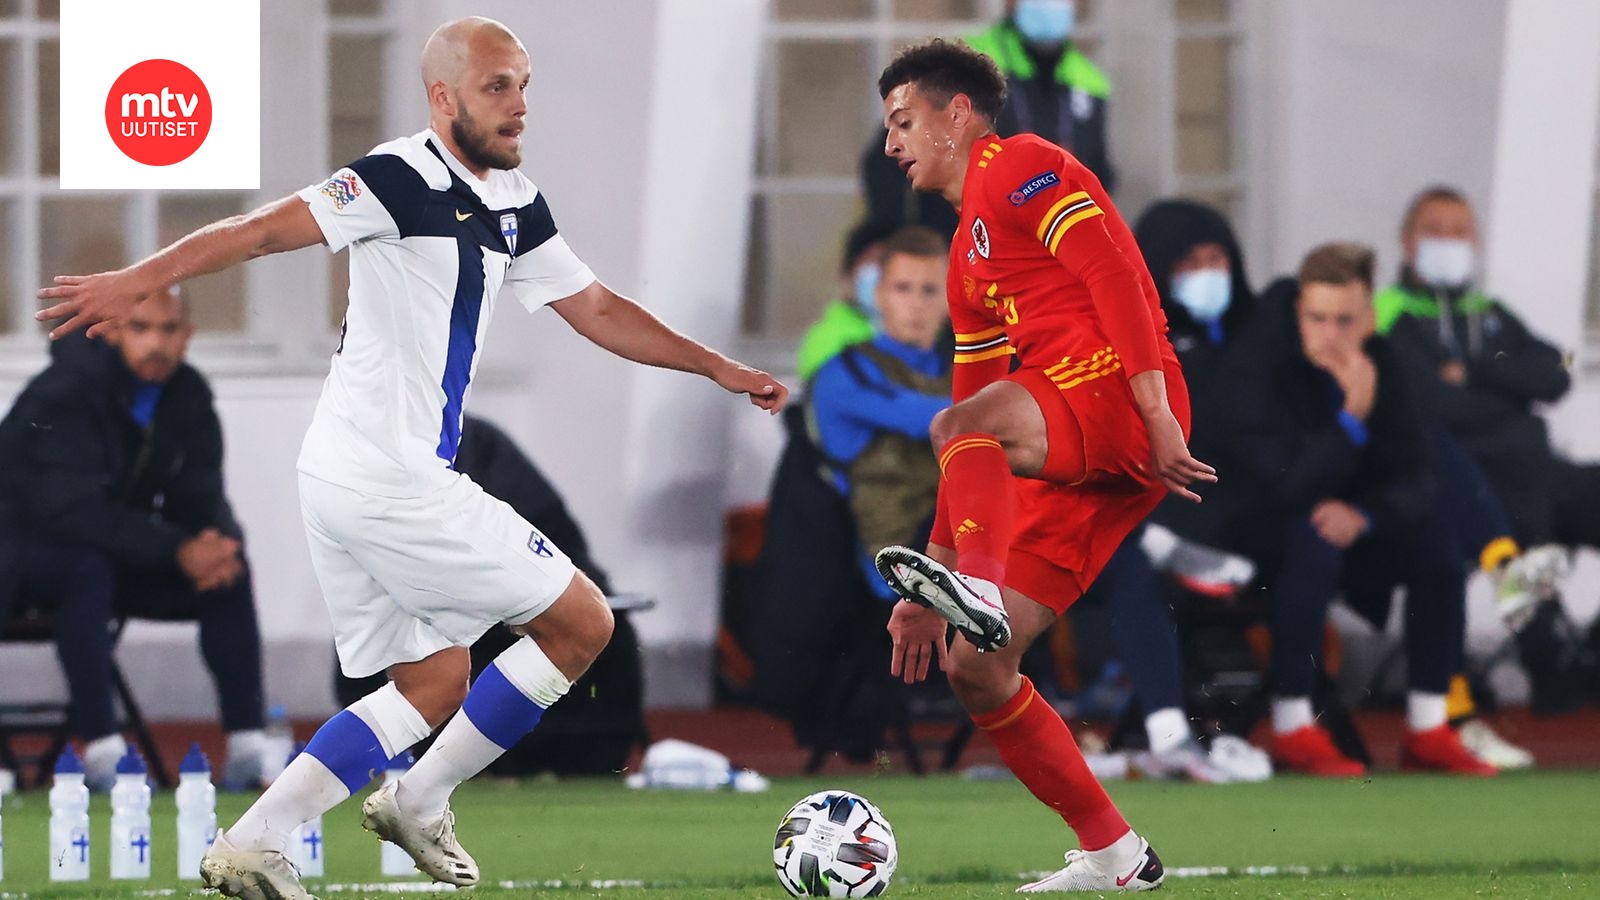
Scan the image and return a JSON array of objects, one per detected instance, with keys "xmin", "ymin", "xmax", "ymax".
[{"xmin": 1008, "ymin": 171, "xmax": 1060, "ymax": 207}]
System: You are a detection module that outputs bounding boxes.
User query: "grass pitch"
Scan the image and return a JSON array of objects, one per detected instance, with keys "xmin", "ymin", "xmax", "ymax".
[{"xmin": 0, "ymin": 770, "xmax": 1595, "ymax": 897}]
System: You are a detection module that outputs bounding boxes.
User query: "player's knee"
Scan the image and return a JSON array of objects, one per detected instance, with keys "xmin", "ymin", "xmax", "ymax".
[
  {"xmin": 929, "ymin": 406, "xmax": 965, "ymax": 448},
  {"xmin": 944, "ymin": 653, "xmax": 1010, "ymax": 711},
  {"xmin": 575, "ymin": 588, "xmax": 614, "ymax": 667},
  {"xmin": 393, "ymin": 657, "xmax": 471, "ymax": 727}
]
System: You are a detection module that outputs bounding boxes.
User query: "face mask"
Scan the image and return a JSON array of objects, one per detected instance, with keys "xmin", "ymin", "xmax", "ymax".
[
  {"xmin": 1014, "ymin": 0, "xmax": 1075, "ymax": 45},
  {"xmin": 1413, "ymin": 238, "xmax": 1476, "ymax": 289},
  {"xmin": 1170, "ymin": 268, "xmax": 1232, "ymax": 323},
  {"xmin": 853, "ymin": 262, "xmax": 883, "ymax": 330}
]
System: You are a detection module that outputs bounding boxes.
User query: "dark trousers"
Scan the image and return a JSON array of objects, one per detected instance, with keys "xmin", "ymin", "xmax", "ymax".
[
  {"xmin": 16, "ymin": 542, "xmax": 264, "ymax": 740},
  {"xmin": 1257, "ymin": 514, "xmax": 1464, "ymax": 700},
  {"xmin": 1089, "ymin": 529, "xmax": 1186, "ymax": 715},
  {"xmin": 1432, "ymin": 430, "xmax": 1512, "ymax": 561}
]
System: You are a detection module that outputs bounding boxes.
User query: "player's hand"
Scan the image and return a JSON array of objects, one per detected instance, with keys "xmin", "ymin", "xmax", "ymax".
[
  {"xmin": 1144, "ymin": 408, "xmax": 1217, "ymax": 503},
  {"xmin": 888, "ymin": 600, "xmax": 950, "ymax": 684},
  {"xmin": 1310, "ymin": 499, "xmax": 1370, "ymax": 549},
  {"xmin": 36, "ymin": 270, "xmax": 152, "ymax": 341},
  {"xmin": 714, "ymin": 359, "xmax": 789, "ymax": 415}
]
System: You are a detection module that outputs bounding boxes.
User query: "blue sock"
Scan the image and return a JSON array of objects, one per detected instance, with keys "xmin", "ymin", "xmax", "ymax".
[
  {"xmin": 461, "ymin": 662, "xmax": 546, "ymax": 749},
  {"xmin": 303, "ymin": 710, "xmax": 390, "ymax": 793}
]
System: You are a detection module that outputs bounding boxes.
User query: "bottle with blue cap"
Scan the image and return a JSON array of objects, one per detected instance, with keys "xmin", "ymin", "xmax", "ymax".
[
  {"xmin": 379, "ymin": 751, "xmax": 417, "ymax": 876},
  {"xmin": 48, "ymin": 746, "xmax": 91, "ymax": 881},
  {"xmin": 109, "ymin": 746, "xmax": 152, "ymax": 879},
  {"xmin": 176, "ymin": 743, "xmax": 217, "ymax": 879},
  {"xmin": 284, "ymin": 743, "xmax": 325, "ymax": 878},
  {"xmin": 261, "ymin": 704, "xmax": 294, "ymax": 785}
]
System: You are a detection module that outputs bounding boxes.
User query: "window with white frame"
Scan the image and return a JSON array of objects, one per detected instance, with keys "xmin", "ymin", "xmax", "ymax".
[
  {"xmin": 1170, "ymin": 0, "xmax": 1244, "ymax": 221},
  {"xmin": 325, "ymin": 0, "xmax": 398, "ymax": 333},
  {"xmin": 743, "ymin": 0, "xmax": 1018, "ymax": 345},
  {"xmin": 741, "ymin": 0, "xmax": 1253, "ymax": 347},
  {"xmin": 0, "ymin": 0, "xmax": 396, "ymax": 360},
  {"xmin": 0, "ymin": 0, "xmax": 252, "ymax": 341}
]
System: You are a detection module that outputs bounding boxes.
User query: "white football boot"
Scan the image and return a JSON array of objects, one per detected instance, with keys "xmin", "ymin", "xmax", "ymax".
[
  {"xmin": 1458, "ymin": 719, "xmax": 1536, "ymax": 770},
  {"xmin": 1018, "ymin": 836, "xmax": 1165, "ymax": 892},
  {"xmin": 875, "ymin": 545, "xmax": 1011, "ymax": 651},
  {"xmin": 199, "ymin": 831, "xmax": 316, "ymax": 900},
  {"xmin": 1494, "ymin": 544, "xmax": 1569, "ymax": 631},
  {"xmin": 361, "ymin": 781, "xmax": 480, "ymax": 886}
]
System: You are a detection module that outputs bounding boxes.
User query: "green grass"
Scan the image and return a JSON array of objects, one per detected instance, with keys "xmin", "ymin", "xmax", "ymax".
[{"xmin": 1, "ymin": 771, "xmax": 1597, "ymax": 897}]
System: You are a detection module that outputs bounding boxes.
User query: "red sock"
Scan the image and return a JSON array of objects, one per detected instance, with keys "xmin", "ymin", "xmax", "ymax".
[
  {"xmin": 937, "ymin": 433, "xmax": 1013, "ymax": 586},
  {"xmin": 973, "ymin": 677, "xmax": 1130, "ymax": 851}
]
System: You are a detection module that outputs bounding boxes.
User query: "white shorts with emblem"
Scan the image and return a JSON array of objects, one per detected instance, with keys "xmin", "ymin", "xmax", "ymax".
[{"xmin": 299, "ymin": 472, "xmax": 577, "ymax": 679}]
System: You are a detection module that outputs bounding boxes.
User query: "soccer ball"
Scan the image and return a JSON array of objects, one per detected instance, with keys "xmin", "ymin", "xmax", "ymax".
[{"xmin": 772, "ymin": 790, "xmax": 897, "ymax": 897}]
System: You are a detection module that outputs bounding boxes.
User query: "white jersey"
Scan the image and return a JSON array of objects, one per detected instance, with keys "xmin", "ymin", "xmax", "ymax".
[{"xmin": 295, "ymin": 129, "xmax": 595, "ymax": 496}]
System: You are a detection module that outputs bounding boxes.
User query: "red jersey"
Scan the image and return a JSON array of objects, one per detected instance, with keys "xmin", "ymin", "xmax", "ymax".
[{"xmin": 946, "ymin": 134, "xmax": 1176, "ymax": 400}]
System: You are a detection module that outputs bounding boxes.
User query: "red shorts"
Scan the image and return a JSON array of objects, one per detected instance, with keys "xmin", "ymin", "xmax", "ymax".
[{"xmin": 1002, "ymin": 359, "xmax": 1191, "ymax": 613}]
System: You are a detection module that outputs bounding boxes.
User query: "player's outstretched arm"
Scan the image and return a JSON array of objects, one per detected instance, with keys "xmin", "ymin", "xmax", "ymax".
[
  {"xmin": 550, "ymin": 280, "xmax": 789, "ymax": 414},
  {"xmin": 37, "ymin": 196, "xmax": 324, "ymax": 340}
]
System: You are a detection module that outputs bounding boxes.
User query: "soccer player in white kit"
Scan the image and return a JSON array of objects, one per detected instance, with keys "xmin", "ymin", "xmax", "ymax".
[{"xmin": 38, "ymin": 17, "xmax": 788, "ymax": 900}]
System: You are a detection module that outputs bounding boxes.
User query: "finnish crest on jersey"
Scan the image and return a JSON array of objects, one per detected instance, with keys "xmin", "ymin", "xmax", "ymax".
[
  {"xmin": 971, "ymin": 217, "xmax": 991, "ymax": 259},
  {"xmin": 528, "ymin": 528, "xmax": 553, "ymax": 558},
  {"xmin": 500, "ymin": 213, "xmax": 519, "ymax": 255}
]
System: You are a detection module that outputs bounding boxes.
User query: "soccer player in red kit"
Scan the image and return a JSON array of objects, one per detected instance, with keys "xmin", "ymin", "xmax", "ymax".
[{"xmin": 872, "ymin": 40, "xmax": 1215, "ymax": 892}]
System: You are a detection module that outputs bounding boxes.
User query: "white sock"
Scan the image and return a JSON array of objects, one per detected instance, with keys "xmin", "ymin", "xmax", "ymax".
[
  {"xmin": 1272, "ymin": 697, "xmax": 1314, "ymax": 735},
  {"xmin": 1144, "ymin": 707, "xmax": 1192, "ymax": 755},
  {"xmin": 1407, "ymin": 691, "xmax": 1448, "ymax": 732},
  {"xmin": 226, "ymin": 683, "xmax": 431, "ymax": 853},
  {"xmin": 84, "ymin": 733, "xmax": 127, "ymax": 782},
  {"xmin": 398, "ymin": 638, "xmax": 571, "ymax": 820},
  {"xmin": 226, "ymin": 753, "xmax": 350, "ymax": 853},
  {"xmin": 1085, "ymin": 828, "xmax": 1142, "ymax": 874},
  {"xmin": 227, "ymin": 729, "xmax": 265, "ymax": 761}
]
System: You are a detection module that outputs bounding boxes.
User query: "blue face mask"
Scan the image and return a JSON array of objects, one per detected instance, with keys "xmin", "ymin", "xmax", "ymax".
[
  {"xmin": 1171, "ymin": 268, "xmax": 1232, "ymax": 323},
  {"xmin": 1014, "ymin": 0, "xmax": 1075, "ymax": 45},
  {"xmin": 853, "ymin": 262, "xmax": 883, "ymax": 331}
]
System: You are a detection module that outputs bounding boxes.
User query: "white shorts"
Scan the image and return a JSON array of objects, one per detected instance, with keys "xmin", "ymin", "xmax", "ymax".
[{"xmin": 299, "ymin": 472, "xmax": 577, "ymax": 678}]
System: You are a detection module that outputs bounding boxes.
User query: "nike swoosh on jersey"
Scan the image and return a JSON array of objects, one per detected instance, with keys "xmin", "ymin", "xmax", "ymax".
[{"xmin": 454, "ymin": 210, "xmax": 471, "ymax": 221}]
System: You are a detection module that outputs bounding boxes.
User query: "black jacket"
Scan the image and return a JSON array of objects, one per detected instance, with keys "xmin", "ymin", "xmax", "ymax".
[
  {"xmin": 1211, "ymin": 279, "xmax": 1433, "ymax": 544},
  {"xmin": 0, "ymin": 336, "xmax": 239, "ymax": 588},
  {"xmin": 1132, "ymin": 200, "xmax": 1256, "ymax": 545},
  {"xmin": 1381, "ymin": 272, "xmax": 1570, "ymax": 475}
]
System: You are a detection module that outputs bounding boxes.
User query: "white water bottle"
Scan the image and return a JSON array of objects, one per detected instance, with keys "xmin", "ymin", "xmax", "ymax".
[
  {"xmin": 175, "ymin": 743, "xmax": 217, "ymax": 879},
  {"xmin": 1, "ymin": 786, "xmax": 6, "ymax": 882},
  {"xmin": 109, "ymin": 747, "xmax": 152, "ymax": 880},
  {"xmin": 261, "ymin": 705, "xmax": 294, "ymax": 785},
  {"xmin": 48, "ymin": 747, "xmax": 91, "ymax": 881},
  {"xmin": 285, "ymin": 743, "xmax": 325, "ymax": 878},
  {"xmin": 379, "ymin": 752, "xmax": 416, "ymax": 876}
]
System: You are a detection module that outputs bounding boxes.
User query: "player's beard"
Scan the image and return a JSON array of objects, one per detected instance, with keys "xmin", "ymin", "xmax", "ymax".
[{"xmin": 451, "ymin": 102, "xmax": 520, "ymax": 171}]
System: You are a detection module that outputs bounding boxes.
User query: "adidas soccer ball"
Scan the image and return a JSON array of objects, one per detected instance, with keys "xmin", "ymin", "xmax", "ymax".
[{"xmin": 773, "ymin": 790, "xmax": 897, "ymax": 897}]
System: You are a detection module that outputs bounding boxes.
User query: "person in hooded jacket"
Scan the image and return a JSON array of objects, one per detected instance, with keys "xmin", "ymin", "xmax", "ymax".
[{"xmin": 1069, "ymin": 200, "xmax": 1268, "ymax": 783}]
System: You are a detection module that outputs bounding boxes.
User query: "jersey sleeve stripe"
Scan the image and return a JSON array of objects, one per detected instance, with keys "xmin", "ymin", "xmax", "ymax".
[
  {"xmin": 1045, "ymin": 205, "xmax": 1106, "ymax": 254},
  {"xmin": 953, "ymin": 345, "xmax": 1016, "ymax": 364},
  {"xmin": 348, "ymin": 154, "xmax": 430, "ymax": 237},
  {"xmin": 1034, "ymin": 192, "xmax": 1090, "ymax": 241},
  {"xmin": 516, "ymin": 193, "xmax": 559, "ymax": 256}
]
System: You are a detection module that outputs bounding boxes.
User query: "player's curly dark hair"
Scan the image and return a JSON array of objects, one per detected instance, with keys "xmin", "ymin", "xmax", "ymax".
[{"xmin": 878, "ymin": 38, "xmax": 1007, "ymax": 124}]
